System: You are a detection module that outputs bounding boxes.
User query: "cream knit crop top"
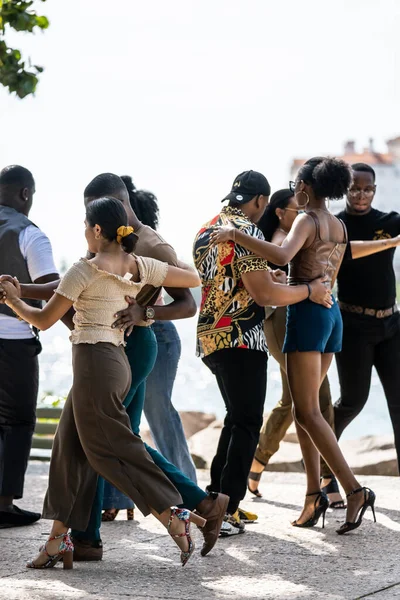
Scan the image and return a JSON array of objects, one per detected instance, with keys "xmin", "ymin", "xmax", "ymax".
[{"xmin": 56, "ymin": 256, "xmax": 168, "ymax": 346}]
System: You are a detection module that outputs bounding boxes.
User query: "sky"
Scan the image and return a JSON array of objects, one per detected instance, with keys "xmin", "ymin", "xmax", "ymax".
[{"xmin": 1, "ymin": 0, "xmax": 400, "ymax": 267}]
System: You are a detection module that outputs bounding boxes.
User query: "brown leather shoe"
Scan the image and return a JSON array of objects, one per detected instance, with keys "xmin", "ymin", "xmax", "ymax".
[
  {"xmin": 195, "ymin": 492, "xmax": 229, "ymax": 556},
  {"xmin": 71, "ymin": 537, "xmax": 103, "ymax": 561}
]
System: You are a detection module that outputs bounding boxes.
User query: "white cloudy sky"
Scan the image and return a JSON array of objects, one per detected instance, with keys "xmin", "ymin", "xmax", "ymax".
[{"xmin": 1, "ymin": 0, "xmax": 400, "ymax": 267}]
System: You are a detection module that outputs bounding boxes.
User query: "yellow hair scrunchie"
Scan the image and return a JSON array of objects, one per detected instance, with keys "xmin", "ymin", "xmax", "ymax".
[{"xmin": 116, "ymin": 225, "xmax": 134, "ymax": 244}]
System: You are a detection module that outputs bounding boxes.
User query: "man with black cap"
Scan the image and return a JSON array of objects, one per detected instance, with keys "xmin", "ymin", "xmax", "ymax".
[{"xmin": 193, "ymin": 170, "xmax": 332, "ymax": 535}]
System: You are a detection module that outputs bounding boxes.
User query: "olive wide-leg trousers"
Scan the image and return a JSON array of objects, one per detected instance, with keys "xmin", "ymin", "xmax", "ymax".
[{"xmin": 42, "ymin": 343, "xmax": 182, "ymax": 531}]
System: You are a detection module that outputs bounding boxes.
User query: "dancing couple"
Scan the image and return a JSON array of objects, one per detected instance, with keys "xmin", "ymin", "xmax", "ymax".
[
  {"xmin": 0, "ymin": 194, "xmax": 217, "ymax": 569},
  {"xmin": 202, "ymin": 158, "xmax": 394, "ymax": 533}
]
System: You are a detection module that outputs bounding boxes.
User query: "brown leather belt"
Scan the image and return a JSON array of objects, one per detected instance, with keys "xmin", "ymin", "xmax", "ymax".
[{"xmin": 339, "ymin": 302, "xmax": 399, "ymax": 319}]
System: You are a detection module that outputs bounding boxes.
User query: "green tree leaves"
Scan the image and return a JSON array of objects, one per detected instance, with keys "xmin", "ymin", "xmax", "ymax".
[{"xmin": 0, "ymin": 0, "xmax": 49, "ymax": 98}]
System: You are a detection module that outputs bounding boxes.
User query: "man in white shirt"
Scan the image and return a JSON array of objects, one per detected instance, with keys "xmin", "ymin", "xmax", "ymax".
[{"xmin": 0, "ymin": 165, "xmax": 59, "ymax": 528}]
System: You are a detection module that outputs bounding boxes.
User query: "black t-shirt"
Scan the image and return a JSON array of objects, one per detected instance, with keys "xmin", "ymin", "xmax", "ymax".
[{"xmin": 336, "ymin": 208, "xmax": 400, "ymax": 309}]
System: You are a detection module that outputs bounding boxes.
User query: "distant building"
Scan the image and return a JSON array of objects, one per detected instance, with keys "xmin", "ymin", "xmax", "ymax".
[{"xmin": 290, "ymin": 137, "xmax": 400, "ymax": 213}]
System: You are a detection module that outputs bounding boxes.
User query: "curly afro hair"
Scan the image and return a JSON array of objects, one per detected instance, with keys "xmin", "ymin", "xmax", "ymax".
[{"xmin": 298, "ymin": 157, "xmax": 353, "ymax": 200}]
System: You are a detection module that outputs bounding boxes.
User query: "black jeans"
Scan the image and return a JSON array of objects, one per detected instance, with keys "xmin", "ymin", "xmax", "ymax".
[
  {"xmin": 334, "ymin": 311, "xmax": 400, "ymax": 474},
  {"xmin": 0, "ymin": 337, "xmax": 41, "ymax": 498},
  {"xmin": 203, "ymin": 348, "xmax": 268, "ymax": 513}
]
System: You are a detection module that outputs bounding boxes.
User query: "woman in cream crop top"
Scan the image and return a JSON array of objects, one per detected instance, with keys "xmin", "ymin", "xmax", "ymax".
[
  {"xmin": 2, "ymin": 197, "xmax": 200, "ymax": 344},
  {"xmin": 55, "ymin": 256, "xmax": 167, "ymax": 346}
]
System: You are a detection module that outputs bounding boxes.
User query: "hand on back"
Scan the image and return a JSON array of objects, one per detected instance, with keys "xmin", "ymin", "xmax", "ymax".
[{"xmin": 309, "ymin": 276, "xmax": 333, "ymax": 309}]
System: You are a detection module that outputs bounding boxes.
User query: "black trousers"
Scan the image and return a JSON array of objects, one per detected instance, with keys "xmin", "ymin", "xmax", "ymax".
[
  {"xmin": 0, "ymin": 337, "xmax": 41, "ymax": 498},
  {"xmin": 203, "ymin": 348, "xmax": 268, "ymax": 513},
  {"xmin": 334, "ymin": 311, "xmax": 400, "ymax": 474}
]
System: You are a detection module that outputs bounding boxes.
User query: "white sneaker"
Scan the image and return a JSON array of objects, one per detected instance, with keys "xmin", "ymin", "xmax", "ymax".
[{"xmin": 219, "ymin": 512, "xmax": 246, "ymax": 537}]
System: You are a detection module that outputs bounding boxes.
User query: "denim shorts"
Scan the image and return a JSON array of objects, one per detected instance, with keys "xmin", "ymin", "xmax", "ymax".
[{"xmin": 282, "ymin": 296, "xmax": 343, "ymax": 354}]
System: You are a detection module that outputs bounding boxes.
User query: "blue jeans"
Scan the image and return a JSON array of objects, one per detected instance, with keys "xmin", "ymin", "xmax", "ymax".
[
  {"xmin": 70, "ymin": 327, "xmax": 205, "ymax": 541},
  {"xmin": 144, "ymin": 321, "xmax": 197, "ymax": 483}
]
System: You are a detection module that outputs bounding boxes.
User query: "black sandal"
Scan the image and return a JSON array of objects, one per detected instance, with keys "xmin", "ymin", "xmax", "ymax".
[
  {"xmin": 292, "ymin": 491, "xmax": 329, "ymax": 529},
  {"xmin": 247, "ymin": 471, "xmax": 263, "ymax": 498},
  {"xmin": 336, "ymin": 487, "xmax": 376, "ymax": 535},
  {"xmin": 321, "ymin": 476, "xmax": 346, "ymax": 509}
]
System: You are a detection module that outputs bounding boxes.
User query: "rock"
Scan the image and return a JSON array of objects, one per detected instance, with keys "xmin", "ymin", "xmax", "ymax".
[
  {"xmin": 179, "ymin": 411, "xmax": 216, "ymax": 439},
  {"xmin": 266, "ymin": 434, "xmax": 398, "ymax": 476},
  {"xmin": 266, "ymin": 441, "xmax": 303, "ymax": 472},
  {"xmin": 140, "ymin": 411, "xmax": 217, "ymax": 450},
  {"xmin": 190, "ymin": 454, "xmax": 208, "ymax": 469},
  {"xmin": 339, "ymin": 435, "xmax": 398, "ymax": 476},
  {"xmin": 188, "ymin": 420, "xmax": 223, "ymax": 468},
  {"xmin": 189, "ymin": 420, "xmax": 399, "ymax": 477}
]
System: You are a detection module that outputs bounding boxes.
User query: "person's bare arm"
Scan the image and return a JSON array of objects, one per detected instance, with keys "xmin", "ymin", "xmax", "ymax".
[
  {"xmin": 241, "ymin": 269, "xmax": 332, "ymax": 308},
  {"xmin": 0, "ymin": 276, "xmax": 75, "ymax": 330},
  {"xmin": 2, "ymin": 280, "xmax": 74, "ymax": 331},
  {"xmin": 160, "ymin": 264, "xmax": 200, "ymax": 288},
  {"xmin": 112, "ymin": 288, "xmax": 197, "ymax": 334},
  {"xmin": 176, "ymin": 259, "xmax": 198, "ymax": 277},
  {"xmin": 0, "ymin": 276, "xmax": 57, "ymax": 301},
  {"xmin": 31, "ymin": 274, "xmax": 76, "ymax": 330},
  {"xmin": 350, "ymin": 235, "xmax": 400, "ymax": 259},
  {"xmin": 210, "ymin": 215, "xmax": 315, "ymax": 266}
]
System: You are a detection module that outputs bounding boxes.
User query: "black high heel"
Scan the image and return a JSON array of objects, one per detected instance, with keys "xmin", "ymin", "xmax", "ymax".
[
  {"xmin": 292, "ymin": 491, "xmax": 329, "ymax": 529},
  {"xmin": 247, "ymin": 471, "xmax": 263, "ymax": 498},
  {"xmin": 336, "ymin": 487, "xmax": 376, "ymax": 535},
  {"xmin": 321, "ymin": 475, "xmax": 346, "ymax": 509}
]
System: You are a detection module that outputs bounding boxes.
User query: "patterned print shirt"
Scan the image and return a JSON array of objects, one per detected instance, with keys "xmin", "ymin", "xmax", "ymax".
[{"xmin": 193, "ymin": 206, "xmax": 269, "ymax": 358}]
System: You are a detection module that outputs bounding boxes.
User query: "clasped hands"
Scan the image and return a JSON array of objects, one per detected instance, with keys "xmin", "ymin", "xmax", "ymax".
[{"xmin": 0, "ymin": 275, "xmax": 20, "ymax": 304}]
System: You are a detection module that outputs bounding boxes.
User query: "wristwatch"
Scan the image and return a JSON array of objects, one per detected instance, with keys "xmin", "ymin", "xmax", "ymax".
[{"xmin": 144, "ymin": 306, "xmax": 155, "ymax": 321}]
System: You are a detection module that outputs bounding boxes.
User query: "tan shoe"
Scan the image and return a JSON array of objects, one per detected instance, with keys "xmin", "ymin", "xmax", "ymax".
[
  {"xmin": 195, "ymin": 492, "xmax": 229, "ymax": 556},
  {"xmin": 71, "ymin": 537, "xmax": 103, "ymax": 561}
]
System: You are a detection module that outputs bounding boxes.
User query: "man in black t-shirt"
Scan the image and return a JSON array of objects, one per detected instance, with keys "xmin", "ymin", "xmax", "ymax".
[{"xmin": 335, "ymin": 163, "xmax": 400, "ymax": 473}]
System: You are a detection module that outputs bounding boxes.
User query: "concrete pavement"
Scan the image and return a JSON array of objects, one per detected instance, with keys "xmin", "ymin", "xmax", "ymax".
[{"xmin": 0, "ymin": 463, "xmax": 399, "ymax": 600}]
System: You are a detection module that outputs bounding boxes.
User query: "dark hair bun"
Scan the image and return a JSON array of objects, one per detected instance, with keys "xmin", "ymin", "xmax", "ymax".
[
  {"xmin": 121, "ymin": 231, "xmax": 138, "ymax": 254},
  {"xmin": 309, "ymin": 157, "xmax": 352, "ymax": 200}
]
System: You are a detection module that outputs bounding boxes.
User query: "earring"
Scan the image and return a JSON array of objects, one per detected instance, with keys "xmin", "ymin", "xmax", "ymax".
[{"xmin": 295, "ymin": 190, "xmax": 310, "ymax": 209}]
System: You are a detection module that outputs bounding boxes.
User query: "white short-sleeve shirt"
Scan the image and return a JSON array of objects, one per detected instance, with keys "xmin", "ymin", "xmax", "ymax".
[{"xmin": 0, "ymin": 225, "xmax": 58, "ymax": 339}]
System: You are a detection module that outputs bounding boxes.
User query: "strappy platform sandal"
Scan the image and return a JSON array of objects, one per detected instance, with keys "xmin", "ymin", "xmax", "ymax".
[
  {"xmin": 247, "ymin": 471, "xmax": 263, "ymax": 498},
  {"xmin": 321, "ymin": 475, "xmax": 346, "ymax": 509}
]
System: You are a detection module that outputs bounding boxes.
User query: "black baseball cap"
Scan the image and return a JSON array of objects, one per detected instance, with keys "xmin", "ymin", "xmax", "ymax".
[{"xmin": 222, "ymin": 170, "xmax": 271, "ymax": 204}]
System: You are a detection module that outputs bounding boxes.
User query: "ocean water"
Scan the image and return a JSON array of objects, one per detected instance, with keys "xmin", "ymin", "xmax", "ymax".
[{"xmin": 38, "ymin": 315, "xmax": 394, "ymax": 442}]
